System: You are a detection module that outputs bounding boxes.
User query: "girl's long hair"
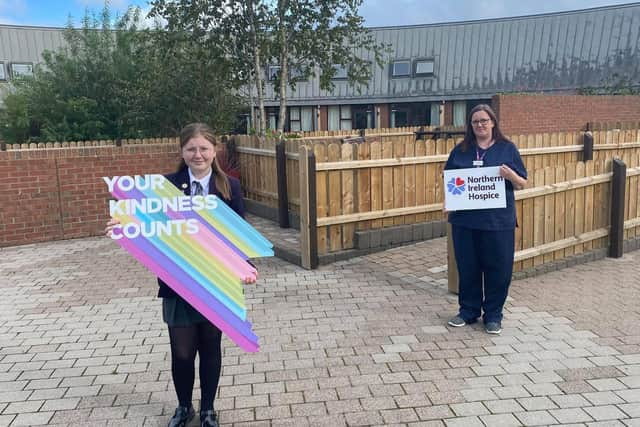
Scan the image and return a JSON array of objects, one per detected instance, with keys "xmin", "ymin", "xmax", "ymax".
[
  {"xmin": 177, "ymin": 123, "xmax": 231, "ymax": 200},
  {"xmin": 460, "ymin": 104, "xmax": 507, "ymax": 151}
]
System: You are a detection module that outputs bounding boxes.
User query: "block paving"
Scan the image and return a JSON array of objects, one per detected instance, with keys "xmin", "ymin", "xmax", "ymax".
[{"xmin": 1, "ymin": 230, "xmax": 640, "ymax": 426}]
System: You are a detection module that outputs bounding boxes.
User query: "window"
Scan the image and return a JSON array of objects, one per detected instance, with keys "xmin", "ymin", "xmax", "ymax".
[
  {"xmin": 391, "ymin": 60, "xmax": 410, "ymax": 77},
  {"xmin": 453, "ymin": 101, "xmax": 466, "ymax": 126},
  {"xmin": 391, "ymin": 110, "xmax": 408, "ymax": 127},
  {"xmin": 289, "ymin": 107, "xmax": 300, "ymax": 131},
  {"xmin": 430, "ymin": 103, "xmax": 441, "ymax": 126},
  {"xmin": 288, "ymin": 107, "xmax": 314, "ymax": 131},
  {"xmin": 353, "ymin": 105, "xmax": 374, "ymax": 129},
  {"xmin": 0, "ymin": 62, "xmax": 5, "ymax": 81},
  {"xmin": 267, "ymin": 65, "xmax": 281, "ymax": 81},
  {"xmin": 289, "ymin": 66, "xmax": 306, "ymax": 81},
  {"xmin": 266, "ymin": 108, "xmax": 278, "ymax": 130},
  {"xmin": 414, "ymin": 59, "xmax": 435, "ymax": 76},
  {"xmin": 332, "ymin": 64, "xmax": 348, "ymax": 80},
  {"xmin": 10, "ymin": 62, "xmax": 33, "ymax": 78},
  {"xmin": 328, "ymin": 105, "xmax": 352, "ymax": 130},
  {"xmin": 300, "ymin": 107, "xmax": 314, "ymax": 131}
]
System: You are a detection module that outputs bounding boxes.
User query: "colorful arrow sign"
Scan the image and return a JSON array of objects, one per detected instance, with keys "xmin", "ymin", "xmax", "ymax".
[{"xmin": 105, "ymin": 174, "xmax": 273, "ymax": 352}]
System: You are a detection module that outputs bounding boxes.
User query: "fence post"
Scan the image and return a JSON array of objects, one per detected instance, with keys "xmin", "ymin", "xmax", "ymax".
[
  {"xmin": 299, "ymin": 146, "xmax": 318, "ymax": 269},
  {"xmin": 447, "ymin": 223, "xmax": 458, "ymax": 294},
  {"xmin": 609, "ymin": 158, "xmax": 626, "ymax": 258},
  {"xmin": 583, "ymin": 131, "xmax": 593, "ymax": 161},
  {"xmin": 276, "ymin": 139, "xmax": 290, "ymax": 228}
]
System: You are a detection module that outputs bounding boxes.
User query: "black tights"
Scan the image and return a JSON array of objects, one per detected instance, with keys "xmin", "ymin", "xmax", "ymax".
[{"xmin": 168, "ymin": 322, "xmax": 222, "ymax": 411}]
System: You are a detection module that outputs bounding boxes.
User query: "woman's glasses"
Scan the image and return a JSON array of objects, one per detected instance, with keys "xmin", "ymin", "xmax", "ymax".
[{"xmin": 471, "ymin": 118, "xmax": 491, "ymax": 127}]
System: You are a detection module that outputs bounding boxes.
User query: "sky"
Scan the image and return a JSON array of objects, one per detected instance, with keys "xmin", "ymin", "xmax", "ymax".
[{"xmin": 0, "ymin": 0, "xmax": 635, "ymax": 28}]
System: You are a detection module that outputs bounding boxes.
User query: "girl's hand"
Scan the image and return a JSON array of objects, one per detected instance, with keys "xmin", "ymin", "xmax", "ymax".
[
  {"xmin": 242, "ymin": 274, "xmax": 258, "ymax": 285},
  {"xmin": 105, "ymin": 218, "xmax": 120, "ymax": 237}
]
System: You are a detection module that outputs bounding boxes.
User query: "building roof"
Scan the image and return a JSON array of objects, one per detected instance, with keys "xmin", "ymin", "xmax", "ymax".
[
  {"xmin": 263, "ymin": 2, "xmax": 640, "ymax": 105},
  {"xmin": 1, "ymin": 3, "xmax": 639, "ymax": 107}
]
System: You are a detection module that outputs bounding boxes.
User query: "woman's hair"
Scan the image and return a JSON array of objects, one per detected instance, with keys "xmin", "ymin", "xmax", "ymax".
[
  {"xmin": 460, "ymin": 104, "xmax": 507, "ymax": 151},
  {"xmin": 177, "ymin": 122, "xmax": 231, "ymax": 200}
]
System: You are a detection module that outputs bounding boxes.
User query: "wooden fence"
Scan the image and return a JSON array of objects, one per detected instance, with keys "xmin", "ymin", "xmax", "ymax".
[
  {"xmin": 293, "ymin": 128, "xmax": 640, "ymax": 268},
  {"xmin": 233, "ymin": 129, "xmax": 464, "ymax": 215}
]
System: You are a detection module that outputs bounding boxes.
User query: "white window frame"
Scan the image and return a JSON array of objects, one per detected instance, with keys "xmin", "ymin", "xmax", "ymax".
[
  {"xmin": 289, "ymin": 65, "xmax": 306, "ymax": 82},
  {"xmin": 10, "ymin": 62, "xmax": 33, "ymax": 78},
  {"xmin": 414, "ymin": 59, "xmax": 435, "ymax": 76},
  {"xmin": 267, "ymin": 65, "xmax": 281, "ymax": 81},
  {"xmin": 0, "ymin": 62, "xmax": 6, "ymax": 81},
  {"xmin": 331, "ymin": 64, "xmax": 348, "ymax": 80}
]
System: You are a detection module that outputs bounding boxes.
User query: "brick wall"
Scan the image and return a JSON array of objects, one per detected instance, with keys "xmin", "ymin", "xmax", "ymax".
[
  {"xmin": 0, "ymin": 144, "xmax": 181, "ymax": 247},
  {"xmin": 493, "ymin": 94, "xmax": 640, "ymax": 134}
]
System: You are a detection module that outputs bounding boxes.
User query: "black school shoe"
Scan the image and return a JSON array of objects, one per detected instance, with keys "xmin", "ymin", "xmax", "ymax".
[
  {"xmin": 200, "ymin": 410, "xmax": 219, "ymax": 427},
  {"xmin": 168, "ymin": 405, "xmax": 195, "ymax": 427}
]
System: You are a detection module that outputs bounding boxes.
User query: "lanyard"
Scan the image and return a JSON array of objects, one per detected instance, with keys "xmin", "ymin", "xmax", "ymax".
[{"xmin": 474, "ymin": 147, "xmax": 488, "ymax": 167}]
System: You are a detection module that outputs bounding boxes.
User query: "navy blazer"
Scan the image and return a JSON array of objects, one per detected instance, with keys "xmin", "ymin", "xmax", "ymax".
[{"xmin": 157, "ymin": 167, "xmax": 245, "ymax": 298}]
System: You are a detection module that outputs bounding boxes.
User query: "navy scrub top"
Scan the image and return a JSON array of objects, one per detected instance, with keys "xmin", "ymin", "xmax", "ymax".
[{"xmin": 444, "ymin": 139, "xmax": 527, "ymax": 231}]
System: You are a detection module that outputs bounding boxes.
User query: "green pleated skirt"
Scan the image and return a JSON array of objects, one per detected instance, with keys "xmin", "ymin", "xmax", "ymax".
[{"xmin": 162, "ymin": 297, "xmax": 208, "ymax": 327}]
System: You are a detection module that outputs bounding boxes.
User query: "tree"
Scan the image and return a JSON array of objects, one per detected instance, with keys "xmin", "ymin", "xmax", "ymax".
[
  {"xmin": 149, "ymin": 0, "xmax": 389, "ymax": 135},
  {"xmin": 149, "ymin": 0, "xmax": 271, "ymax": 135},
  {"xmin": 271, "ymin": 0, "xmax": 389, "ymax": 134},
  {"xmin": 0, "ymin": 5, "xmax": 243, "ymax": 144}
]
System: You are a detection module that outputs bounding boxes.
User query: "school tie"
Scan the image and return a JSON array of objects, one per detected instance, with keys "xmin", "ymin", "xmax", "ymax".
[{"xmin": 192, "ymin": 181, "xmax": 204, "ymax": 196}]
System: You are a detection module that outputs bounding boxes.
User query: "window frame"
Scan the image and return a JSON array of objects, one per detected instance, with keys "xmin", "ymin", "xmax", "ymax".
[
  {"xmin": 288, "ymin": 65, "xmax": 307, "ymax": 82},
  {"xmin": 0, "ymin": 62, "xmax": 6, "ymax": 81},
  {"xmin": 289, "ymin": 106, "xmax": 301, "ymax": 131},
  {"xmin": 391, "ymin": 59, "xmax": 411, "ymax": 78},
  {"xmin": 267, "ymin": 65, "xmax": 281, "ymax": 81},
  {"xmin": 10, "ymin": 62, "xmax": 34, "ymax": 78},
  {"xmin": 331, "ymin": 64, "xmax": 348, "ymax": 80},
  {"xmin": 414, "ymin": 58, "xmax": 435, "ymax": 77}
]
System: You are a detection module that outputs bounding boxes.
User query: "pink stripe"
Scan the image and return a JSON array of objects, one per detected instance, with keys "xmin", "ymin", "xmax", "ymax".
[
  {"xmin": 118, "ymin": 239, "xmax": 259, "ymax": 352},
  {"xmin": 113, "ymin": 186, "xmax": 256, "ymax": 281}
]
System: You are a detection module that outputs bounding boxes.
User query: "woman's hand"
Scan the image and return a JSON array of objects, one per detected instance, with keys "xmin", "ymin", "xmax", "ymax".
[
  {"xmin": 500, "ymin": 164, "xmax": 527, "ymax": 190},
  {"xmin": 105, "ymin": 218, "xmax": 120, "ymax": 237}
]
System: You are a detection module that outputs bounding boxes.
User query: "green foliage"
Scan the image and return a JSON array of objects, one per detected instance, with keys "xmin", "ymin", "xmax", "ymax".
[
  {"xmin": 578, "ymin": 72, "xmax": 640, "ymax": 95},
  {"xmin": 149, "ymin": 0, "xmax": 390, "ymax": 134},
  {"xmin": 0, "ymin": 87, "xmax": 31, "ymax": 143},
  {"xmin": 0, "ymin": 4, "xmax": 243, "ymax": 144}
]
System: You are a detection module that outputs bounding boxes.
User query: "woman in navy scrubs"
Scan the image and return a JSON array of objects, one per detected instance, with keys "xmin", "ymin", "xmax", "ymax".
[{"xmin": 444, "ymin": 104, "xmax": 527, "ymax": 334}]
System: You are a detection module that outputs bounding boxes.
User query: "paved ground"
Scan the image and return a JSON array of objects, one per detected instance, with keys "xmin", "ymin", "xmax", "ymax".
[{"xmin": 1, "ymin": 231, "xmax": 640, "ymax": 426}]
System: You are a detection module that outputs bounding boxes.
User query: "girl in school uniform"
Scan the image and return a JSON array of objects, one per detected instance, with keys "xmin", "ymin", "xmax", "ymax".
[{"xmin": 107, "ymin": 123, "xmax": 253, "ymax": 427}]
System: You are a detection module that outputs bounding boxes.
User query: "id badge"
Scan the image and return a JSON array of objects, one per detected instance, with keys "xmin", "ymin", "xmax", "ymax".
[{"xmin": 472, "ymin": 160, "xmax": 483, "ymax": 167}]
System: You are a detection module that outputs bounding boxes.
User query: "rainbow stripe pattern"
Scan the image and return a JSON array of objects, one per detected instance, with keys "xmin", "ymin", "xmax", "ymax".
[{"xmin": 107, "ymin": 174, "xmax": 273, "ymax": 352}]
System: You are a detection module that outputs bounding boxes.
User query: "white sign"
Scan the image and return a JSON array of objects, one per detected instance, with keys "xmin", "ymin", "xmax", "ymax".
[{"xmin": 444, "ymin": 166, "xmax": 506, "ymax": 211}]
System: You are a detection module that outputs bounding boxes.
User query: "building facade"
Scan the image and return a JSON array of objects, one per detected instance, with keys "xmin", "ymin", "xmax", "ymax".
[
  {"xmin": 259, "ymin": 2, "xmax": 640, "ymax": 131},
  {"xmin": 1, "ymin": 3, "xmax": 639, "ymax": 130}
]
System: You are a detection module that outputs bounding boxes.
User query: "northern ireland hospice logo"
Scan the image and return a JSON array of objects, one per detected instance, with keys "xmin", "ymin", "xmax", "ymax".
[{"xmin": 447, "ymin": 177, "xmax": 465, "ymax": 195}]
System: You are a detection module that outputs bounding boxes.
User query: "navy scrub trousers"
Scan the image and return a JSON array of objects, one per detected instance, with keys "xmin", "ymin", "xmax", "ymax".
[{"xmin": 451, "ymin": 225, "xmax": 515, "ymax": 324}]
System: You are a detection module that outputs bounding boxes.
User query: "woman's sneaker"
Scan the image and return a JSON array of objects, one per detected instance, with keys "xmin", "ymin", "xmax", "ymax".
[
  {"xmin": 485, "ymin": 321, "xmax": 502, "ymax": 335},
  {"xmin": 447, "ymin": 315, "xmax": 467, "ymax": 327}
]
